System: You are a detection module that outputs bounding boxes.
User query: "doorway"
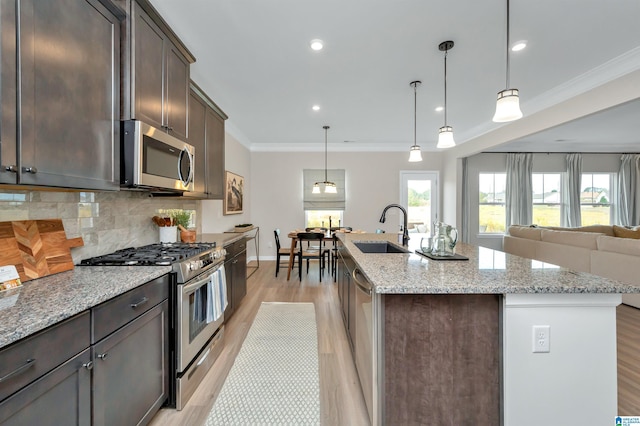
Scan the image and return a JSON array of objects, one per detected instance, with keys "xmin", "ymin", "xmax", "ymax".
[{"xmin": 400, "ymin": 171, "xmax": 439, "ymax": 241}]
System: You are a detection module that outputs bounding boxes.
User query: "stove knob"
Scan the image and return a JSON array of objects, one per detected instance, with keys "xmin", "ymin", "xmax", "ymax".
[{"xmin": 188, "ymin": 261, "xmax": 198, "ymax": 271}]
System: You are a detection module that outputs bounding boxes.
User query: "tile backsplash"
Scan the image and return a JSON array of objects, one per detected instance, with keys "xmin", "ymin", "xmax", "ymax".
[{"xmin": 0, "ymin": 189, "xmax": 199, "ymax": 263}]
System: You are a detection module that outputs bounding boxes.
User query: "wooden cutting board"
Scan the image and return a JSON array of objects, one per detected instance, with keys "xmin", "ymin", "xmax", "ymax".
[{"xmin": 0, "ymin": 219, "xmax": 84, "ymax": 282}]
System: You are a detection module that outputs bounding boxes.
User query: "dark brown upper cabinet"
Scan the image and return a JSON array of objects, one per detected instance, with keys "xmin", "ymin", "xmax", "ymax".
[
  {"xmin": 0, "ymin": 0, "xmax": 123, "ymax": 190},
  {"xmin": 120, "ymin": 0, "xmax": 195, "ymax": 142},
  {"xmin": 187, "ymin": 83, "xmax": 227, "ymax": 199}
]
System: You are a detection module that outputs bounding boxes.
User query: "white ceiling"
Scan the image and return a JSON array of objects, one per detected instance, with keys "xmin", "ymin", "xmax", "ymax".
[{"xmin": 149, "ymin": 0, "xmax": 640, "ymax": 153}]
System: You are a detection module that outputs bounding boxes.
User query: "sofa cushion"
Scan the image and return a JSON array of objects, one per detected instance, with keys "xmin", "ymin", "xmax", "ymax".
[
  {"xmin": 543, "ymin": 224, "xmax": 614, "ymax": 236},
  {"xmin": 540, "ymin": 229, "xmax": 602, "ymax": 249},
  {"xmin": 508, "ymin": 225, "xmax": 542, "ymax": 240},
  {"xmin": 613, "ymin": 225, "xmax": 640, "ymax": 239},
  {"xmin": 597, "ymin": 235, "xmax": 640, "ymax": 256}
]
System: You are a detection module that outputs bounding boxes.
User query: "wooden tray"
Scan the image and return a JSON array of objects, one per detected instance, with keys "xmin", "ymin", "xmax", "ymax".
[{"xmin": 0, "ymin": 219, "xmax": 83, "ymax": 282}]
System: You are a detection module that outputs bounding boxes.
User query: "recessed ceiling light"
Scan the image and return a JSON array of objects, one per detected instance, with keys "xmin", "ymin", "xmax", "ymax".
[
  {"xmin": 310, "ymin": 39, "xmax": 324, "ymax": 51},
  {"xmin": 435, "ymin": 106, "xmax": 444, "ymax": 112},
  {"xmin": 312, "ymin": 105, "xmax": 320, "ymax": 111},
  {"xmin": 511, "ymin": 41, "xmax": 527, "ymax": 51}
]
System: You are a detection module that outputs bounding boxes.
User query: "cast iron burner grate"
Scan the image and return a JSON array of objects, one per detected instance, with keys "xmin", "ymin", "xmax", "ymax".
[{"xmin": 80, "ymin": 242, "xmax": 217, "ymax": 266}]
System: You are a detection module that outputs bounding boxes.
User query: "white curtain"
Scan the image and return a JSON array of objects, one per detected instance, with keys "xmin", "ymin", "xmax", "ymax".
[
  {"xmin": 461, "ymin": 157, "xmax": 469, "ymax": 242},
  {"xmin": 506, "ymin": 153, "xmax": 533, "ymax": 228},
  {"xmin": 618, "ymin": 154, "xmax": 640, "ymax": 226},
  {"xmin": 562, "ymin": 153, "xmax": 582, "ymax": 227}
]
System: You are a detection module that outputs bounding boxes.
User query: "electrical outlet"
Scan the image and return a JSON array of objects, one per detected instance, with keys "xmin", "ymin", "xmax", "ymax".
[
  {"xmin": 532, "ymin": 325, "xmax": 550, "ymax": 353},
  {"xmin": 267, "ymin": 242, "xmax": 273, "ymax": 249}
]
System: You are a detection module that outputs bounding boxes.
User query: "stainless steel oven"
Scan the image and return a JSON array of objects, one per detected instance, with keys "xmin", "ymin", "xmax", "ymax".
[
  {"xmin": 175, "ymin": 262, "xmax": 226, "ymax": 409},
  {"xmin": 121, "ymin": 120, "xmax": 195, "ymax": 192}
]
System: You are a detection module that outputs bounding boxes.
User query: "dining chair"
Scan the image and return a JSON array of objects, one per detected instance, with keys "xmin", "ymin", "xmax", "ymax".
[
  {"xmin": 274, "ymin": 229, "xmax": 298, "ymax": 277},
  {"xmin": 296, "ymin": 232, "xmax": 330, "ymax": 282}
]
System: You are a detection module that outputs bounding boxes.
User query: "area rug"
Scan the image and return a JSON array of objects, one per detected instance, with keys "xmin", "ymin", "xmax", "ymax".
[{"xmin": 206, "ymin": 302, "xmax": 320, "ymax": 425}]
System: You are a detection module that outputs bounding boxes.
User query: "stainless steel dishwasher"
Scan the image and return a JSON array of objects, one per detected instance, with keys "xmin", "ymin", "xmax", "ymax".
[{"xmin": 353, "ymin": 267, "xmax": 374, "ymax": 423}]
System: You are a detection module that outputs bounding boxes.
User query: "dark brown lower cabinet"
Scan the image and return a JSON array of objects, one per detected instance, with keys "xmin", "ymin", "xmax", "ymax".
[
  {"xmin": 0, "ymin": 348, "xmax": 91, "ymax": 425},
  {"xmin": 224, "ymin": 239, "xmax": 247, "ymax": 319},
  {"xmin": 92, "ymin": 300, "xmax": 168, "ymax": 426},
  {"xmin": 383, "ymin": 294, "xmax": 501, "ymax": 425}
]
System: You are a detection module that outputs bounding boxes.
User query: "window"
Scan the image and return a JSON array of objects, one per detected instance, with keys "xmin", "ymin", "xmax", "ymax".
[
  {"xmin": 479, "ymin": 173, "xmax": 506, "ymax": 233},
  {"xmin": 305, "ymin": 210, "xmax": 344, "ymax": 229},
  {"xmin": 580, "ymin": 173, "xmax": 612, "ymax": 225},
  {"xmin": 532, "ymin": 173, "xmax": 561, "ymax": 227}
]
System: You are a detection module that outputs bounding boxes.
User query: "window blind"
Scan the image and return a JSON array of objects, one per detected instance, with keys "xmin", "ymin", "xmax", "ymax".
[{"xmin": 303, "ymin": 169, "xmax": 346, "ymax": 210}]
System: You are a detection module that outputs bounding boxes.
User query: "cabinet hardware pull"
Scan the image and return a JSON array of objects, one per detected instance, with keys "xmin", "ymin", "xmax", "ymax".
[
  {"xmin": 130, "ymin": 297, "xmax": 149, "ymax": 308},
  {"xmin": 83, "ymin": 361, "xmax": 93, "ymax": 370},
  {"xmin": 167, "ymin": 126, "xmax": 174, "ymax": 131},
  {"xmin": 0, "ymin": 359, "xmax": 35, "ymax": 383},
  {"xmin": 97, "ymin": 353, "xmax": 108, "ymax": 360},
  {"xmin": 22, "ymin": 166, "xmax": 37, "ymax": 174},
  {"xmin": 5, "ymin": 165, "xmax": 18, "ymax": 173}
]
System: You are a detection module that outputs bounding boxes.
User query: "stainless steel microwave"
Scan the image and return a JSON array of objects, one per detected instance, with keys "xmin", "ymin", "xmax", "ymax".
[{"xmin": 121, "ymin": 120, "xmax": 194, "ymax": 192}]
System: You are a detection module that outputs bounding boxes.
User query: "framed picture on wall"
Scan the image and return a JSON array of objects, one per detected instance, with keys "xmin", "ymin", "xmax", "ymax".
[{"xmin": 224, "ymin": 171, "xmax": 244, "ymax": 215}]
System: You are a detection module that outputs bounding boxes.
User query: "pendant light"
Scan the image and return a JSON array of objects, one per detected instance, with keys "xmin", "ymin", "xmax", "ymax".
[
  {"xmin": 437, "ymin": 41, "xmax": 455, "ymax": 149},
  {"xmin": 493, "ymin": 0, "xmax": 523, "ymax": 122},
  {"xmin": 408, "ymin": 81, "xmax": 422, "ymax": 162},
  {"xmin": 313, "ymin": 125, "xmax": 337, "ymax": 194}
]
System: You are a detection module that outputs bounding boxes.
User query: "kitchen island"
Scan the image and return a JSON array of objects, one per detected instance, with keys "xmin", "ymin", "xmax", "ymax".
[{"xmin": 336, "ymin": 233, "xmax": 639, "ymax": 426}]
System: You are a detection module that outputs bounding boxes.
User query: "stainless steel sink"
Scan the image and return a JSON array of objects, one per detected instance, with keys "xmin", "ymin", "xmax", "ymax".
[{"xmin": 353, "ymin": 241, "xmax": 409, "ymax": 254}]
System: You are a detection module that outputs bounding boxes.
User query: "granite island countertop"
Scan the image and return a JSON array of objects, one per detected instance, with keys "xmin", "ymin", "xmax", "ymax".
[
  {"xmin": 199, "ymin": 232, "xmax": 245, "ymax": 247},
  {"xmin": 338, "ymin": 233, "xmax": 640, "ymax": 295},
  {"xmin": 0, "ymin": 265, "xmax": 171, "ymax": 350}
]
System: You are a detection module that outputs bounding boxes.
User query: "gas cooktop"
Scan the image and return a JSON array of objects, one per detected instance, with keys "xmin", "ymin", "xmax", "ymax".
[{"xmin": 80, "ymin": 242, "xmax": 218, "ymax": 266}]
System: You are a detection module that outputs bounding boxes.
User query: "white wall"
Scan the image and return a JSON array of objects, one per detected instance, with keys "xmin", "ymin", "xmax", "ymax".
[{"xmin": 250, "ymin": 151, "xmax": 444, "ymax": 260}]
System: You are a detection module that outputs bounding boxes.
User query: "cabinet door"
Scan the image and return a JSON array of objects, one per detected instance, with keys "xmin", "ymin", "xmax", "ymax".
[
  {"xmin": 205, "ymin": 108, "xmax": 225, "ymax": 199},
  {"xmin": 224, "ymin": 258, "xmax": 234, "ymax": 319},
  {"xmin": 17, "ymin": 0, "xmax": 120, "ymax": 190},
  {"xmin": 0, "ymin": 0, "xmax": 17, "ymax": 184},
  {"xmin": 166, "ymin": 43, "xmax": 189, "ymax": 141},
  {"xmin": 187, "ymin": 90, "xmax": 207, "ymax": 196},
  {"xmin": 132, "ymin": 3, "xmax": 165, "ymax": 131},
  {"xmin": 232, "ymin": 249, "xmax": 247, "ymax": 309},
  {"xmin": 92, "ymin": 300, "xmax": 168, "ymax": 426},
  {"xmin": 0, "ymin": 349, "xmax": 91, "ymax": 426}
]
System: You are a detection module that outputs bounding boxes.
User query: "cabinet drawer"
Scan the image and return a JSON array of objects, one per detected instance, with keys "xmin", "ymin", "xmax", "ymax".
[
  {"xmin": 0, "ymin": 311, "xmax": 90, "ymax": 402},
  {"xmin": 225, "ymin": 239, "xmax": 246, "ymax": 258},
  {"xmin": 92, "ymin": 274, "xmax": 169, "ymax": 343}
]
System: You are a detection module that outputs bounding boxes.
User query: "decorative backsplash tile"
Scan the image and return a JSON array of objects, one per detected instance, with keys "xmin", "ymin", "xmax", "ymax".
[{"xmin": 0, "ymin": 189, "xmax": 199, "ymax": 264}]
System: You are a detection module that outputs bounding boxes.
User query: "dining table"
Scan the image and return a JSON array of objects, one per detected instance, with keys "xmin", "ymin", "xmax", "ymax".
[{"xmin": 285, "ymin": 229, "xmax": 365, "ymax": 280}]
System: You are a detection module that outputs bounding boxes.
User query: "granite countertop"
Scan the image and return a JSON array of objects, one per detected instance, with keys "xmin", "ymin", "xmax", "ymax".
[
  {"xmin": 338, "ymin": 233, "xmax": 640, "ymax": 295},
  {"xmin": 199, "ymin": 232, "xmax": 245, "ymax": 247},
  {"xmin": 0, "ymin": 265, "xmax": 171, "ymax": 350}
]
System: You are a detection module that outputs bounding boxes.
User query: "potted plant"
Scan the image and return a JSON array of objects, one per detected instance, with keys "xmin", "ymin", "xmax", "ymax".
[{"xmin": 171, "ymin": 210, "xmax": 195, "ymax": 242}]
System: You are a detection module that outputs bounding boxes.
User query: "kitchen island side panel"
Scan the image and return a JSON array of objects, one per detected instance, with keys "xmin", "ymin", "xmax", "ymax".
[{"xmin": 383, "ymin": 294, "xmax": 501, "ymax": 425}]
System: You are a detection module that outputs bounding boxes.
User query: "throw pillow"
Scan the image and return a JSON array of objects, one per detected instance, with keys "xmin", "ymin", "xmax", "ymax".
[{"xmin": 613, "ymin": 225, "xmax": 640, "ymax": 239}]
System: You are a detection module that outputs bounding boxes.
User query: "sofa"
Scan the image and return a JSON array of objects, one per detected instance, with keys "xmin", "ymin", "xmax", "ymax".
[{"xmin": 503, "ymin": 224, "xmax": 640, "ymax": 308}]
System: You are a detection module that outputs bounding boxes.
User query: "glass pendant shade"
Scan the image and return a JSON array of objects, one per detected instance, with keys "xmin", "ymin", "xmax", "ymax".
[
  {"xmin": 312, "ymin": 183, "xmax": 321, "ymax": 194},
  {"xmin": 492, "ymin": 88, "xmax": 523, "ymax": 122},
  {"xmin": 408, "ymin": 145, "xmax": 422, "ymax": 162},
  {"xmin": 324, "ymin": 182, "xmax": 337, "ymax": 193},
  {"xmin": 437, "ymin": 126, "xmax": 455, "ymax": 148}
]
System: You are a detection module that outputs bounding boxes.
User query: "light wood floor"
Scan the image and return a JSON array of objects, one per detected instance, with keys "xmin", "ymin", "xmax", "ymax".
[{"xmin": 149, "ymin": 260, "xmax": 370, "ymax": 426}]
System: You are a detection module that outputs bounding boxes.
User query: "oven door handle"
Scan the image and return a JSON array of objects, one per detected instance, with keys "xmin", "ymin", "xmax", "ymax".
[{"xmin": 181, "ymin": 266, "xmax": 223, "ymax": 294}]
